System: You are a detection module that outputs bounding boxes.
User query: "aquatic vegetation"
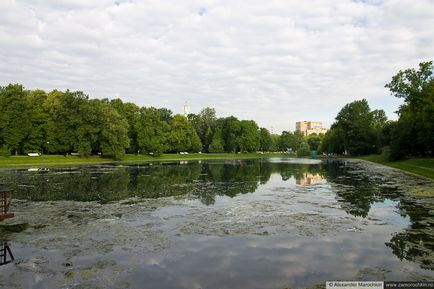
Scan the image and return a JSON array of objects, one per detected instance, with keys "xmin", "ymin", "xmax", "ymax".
[{"xmin": 0, "ymin": 159, "xmax": 433, "ymax": 288}]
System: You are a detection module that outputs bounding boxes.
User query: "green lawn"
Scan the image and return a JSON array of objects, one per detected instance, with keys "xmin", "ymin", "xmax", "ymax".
[
  {"xmin": 359, "ymin": 155, "xmax": 434, "ymax": 180},
  {"xmin": 0, "ymin": 152, "xmax": 293, "ymax": 168}
]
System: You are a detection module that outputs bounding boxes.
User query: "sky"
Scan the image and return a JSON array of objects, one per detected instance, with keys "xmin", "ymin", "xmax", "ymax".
[{"xmin": 1, "ymin": 0, "xmax": 433, "ymax": 133}]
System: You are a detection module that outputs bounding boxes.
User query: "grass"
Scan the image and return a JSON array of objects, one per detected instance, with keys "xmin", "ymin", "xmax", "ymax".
[
  {"xmin": 359, "ymin": 155, "xmax": 434, "ymax": 180},
  {"xmin": 0, "ymin": 152, "xmax": 293, "ymax": 168}
]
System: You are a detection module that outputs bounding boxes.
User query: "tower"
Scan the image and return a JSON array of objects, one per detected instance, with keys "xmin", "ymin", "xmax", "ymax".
[{"xmin": 183, "ymin": 102, "xmax": 189, "ymax": 117}]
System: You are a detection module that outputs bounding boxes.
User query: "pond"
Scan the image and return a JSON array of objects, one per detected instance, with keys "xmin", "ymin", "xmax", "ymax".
[{"xmin": 0, "ymin": 158, "xmax": 433, "ymax": 289}]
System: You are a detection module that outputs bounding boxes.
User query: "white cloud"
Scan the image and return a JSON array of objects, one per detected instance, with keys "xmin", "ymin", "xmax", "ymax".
[{"xmin": 1, "ymin": 0, "xmax": 433, "ymax": 132}]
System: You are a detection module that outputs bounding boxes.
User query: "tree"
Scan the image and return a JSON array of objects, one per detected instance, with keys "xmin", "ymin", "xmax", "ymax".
[
  {"xmin": 319, "ymin": 128, "xmax": 345, "ymax": 154},
  {"xmin": 237, "ymin": 120, "xmax": 260, "ymax": 152},
  {"xmin": 97, "ymin": 101, "xmax": 130, "ymax": 159},
  {"xmin": 278, "ymin": 131, "xmax": 294, "ymax": 151},
  {"xmin": 385, "ymin": 61, "xmax": 434, "ymax": 158},
  {"xmin": 75, "ymin": 99, "xmax": 100, "ymax": 156},
  {"xmin": 166, "ymin": 115, "xmax": 202, "ymax": 153},
  {"xmin": 0, "ymin": 84, "xmax": 32, "ymax": 155},
  {"xmin": 293, "ymin": 131, "xmax": 306, "ymax": 151},
  {"xmin": 209, "ymin": 127, "xmax": 224, "ymax": 153},
  {"xmin": 220, "ymin": 116, "xmax": 241, "ymax": 153},
  {"xmin": 371, "ymin": 109, "xmax": 388, "ymax": 151},
  {"xmin": 269, "ymin": 134, "xmax": 280, "ymax": 152},
  {"xmin": 297, "ymin": 143, "xmax": 311, "ymax": 157},
  {"xmin": 418, "ymin": 80, "xmax": 434, "ymax": 154},
  {"xmin": 385, "ymin": 61, "xmax": 433, "ymax": 105},
  {"xmin": 190, "ymin": 107, "xmax": 217, "ymax": 152},
  {"xmin": 278, "ymin": 131, "xmax": 307, "ymax": 152},
  {"xmin": 110, "ymin": 98, "xmax": 140, "ymax": 154},
  {"xmin": 259, "ymin": 128, "xmax": 273, "ymax": 151},
  {"xmin": 158, "ymin": 108, "xmax": 173, "ymax": 122},
  {"xmin": 332, "ymin": 99, "xmax": 378, "ymax": 155},
  {"xmin": 43, "ymin": 90, "xmax": 88, "ymax": 154},
  {"xmin": 306, "ymin": 133, "xmax": 321, "ymax": 151},
  {"xmin": 135, "ymin": 107, "xmax": 167, "ymax": 156},
  {"xmin": 23, "ymin": 89, "xmax": 49, "ymax": 153}
]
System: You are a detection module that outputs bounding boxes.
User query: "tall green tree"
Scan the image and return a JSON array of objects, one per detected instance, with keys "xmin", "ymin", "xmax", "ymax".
[
  {"xmin": 370, "ymin": 109, "xmax": 388, "ymax": 151},
  {"xmin": 385, "ymin": 61, "xmax": 434, "ymax": 159},
  {"xmin": 190, "ymin": 107, "xmax": 217, "ymax": 152},
  {"xmin": 0, "ymin": 84, "xmax": 32, "ymax": 155},
  {"xmin": 97, "ymin": 101, "xmax": 130, "ymax": 159},
  {"xmin": 110, "ymin": 98, "xmax": 140, "ymax": 154},
  {"xmin": 166, "ymin": 115, "xmax": 202, "ymax": 153},
  {"xmin": 332, "ymin": 99, "xmax": 378, "ymax": 155},
  {"xmin": 278, "ymin": 131, "xmax": 293, "ymax": 151},
  {"xmin": 220, "ymin": 116, "xmax": 241, "ymax": 153},
  {"xmin": 209, "ymin": 127, "xmax": 224, "ymax": 153},
  {"xmin": 75, "ymin": 99, "xmax": 101, "ymax": 156},
  {"xmin": 44, "ymin": 90, "xmax": 89, "ymax": 154},
  {"xmin": 278, "ymin": 131, "xmax": 306, "ymax": 152},
  {"xmin": 158, "ymin": 108, "xmax": 173, "ymax": 122},
  {"xmin": 259, "ymin": 128, "xmax": 273, "ymax": 151},
  {"xmin": 385, "ymin": 61, "xmax": 433, "ymax": 105},
  {"xmin": 306, "ymin": 133, "xmax": 322, "ymax": 151},
  {"xmin": 23, "ymin": 89, "xmax": 49, "ymax": 153},
  {"xmin": 237, "ymin": 120, "xmax": 260, "ymax": 152},
  {"xmin": 319, "ymin": 129, "xmax": 345, "ymax": 154},
  {"xmin": 135, "ymin": 107, "xmax": 168, "ymax": 156}
]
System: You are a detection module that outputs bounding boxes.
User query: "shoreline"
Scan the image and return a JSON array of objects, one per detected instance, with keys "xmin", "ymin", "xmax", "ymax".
[
  {"xmin": 0, "ymin": 153, "xmax": 295, "ymax": 168},
  {"xmin": 1, "ymin": 153, "xmax": 433, "ymax": 181}
]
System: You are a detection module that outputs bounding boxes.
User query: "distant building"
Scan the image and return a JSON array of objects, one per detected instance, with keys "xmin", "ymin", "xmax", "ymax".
[
  {"xmin": 295, "ymin": 121, "xmax": 327, "ymax": 136},
  {"xmin": 183, "ymin": 102, "xmax": 189, "ymax": 117},
  {"xmin": 296, "ymin": 173, "xmax": 326, "ymax": 185}
]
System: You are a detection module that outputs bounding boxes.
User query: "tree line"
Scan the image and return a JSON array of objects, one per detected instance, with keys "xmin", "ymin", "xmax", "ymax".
[
  {"xmin": 320, "ymin": 60, "xmax": 434, "ymax": 160},
  {"xmin": 2, "ymin": 61, "xmax": 431, "ymax": 160},
  {"xmin": 0, "ymin": 84, "xmax": 317, "ymax": 159}
]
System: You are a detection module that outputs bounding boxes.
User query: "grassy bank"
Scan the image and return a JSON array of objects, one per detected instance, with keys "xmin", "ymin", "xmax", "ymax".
[
  {"xmin": 359, "ymin": 155, "xmax": 434, "ymax": 180},
  {"xmin": 0, "ymin": 153, "xmax": 292, "ymax": 168}
]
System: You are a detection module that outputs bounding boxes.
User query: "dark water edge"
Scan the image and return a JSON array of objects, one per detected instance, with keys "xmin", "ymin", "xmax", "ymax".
[{"xmin": 0, "ymin": 159, "xmax": 433, "ymax": 289}]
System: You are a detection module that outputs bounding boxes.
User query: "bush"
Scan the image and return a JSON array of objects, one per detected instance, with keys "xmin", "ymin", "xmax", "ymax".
[{"xmin": 297, "ymin": 143, "xmax": 311, "ymax": 157}]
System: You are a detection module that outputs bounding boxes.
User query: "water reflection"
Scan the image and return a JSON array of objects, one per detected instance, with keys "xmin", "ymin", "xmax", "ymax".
[
  {"xmin": 0, "ymin": 161, "xmax": 323, "ymax": 204},
  {"xmin": 0, "ymin": 241, "xmax": 14, "ymax": 265},
  {"xmin": 296, "ymin": 173, "xmax": 326, "ymax": 185},
  {"xmin": 0, "ymin": 161, "xmax": 419, "ymax": 215},
  {"xmin": 0, "ymin": 159, "xmax": 433, "ymax": 274},
  {"xmin": 386, "ymin": 199, "xmax": 434, "ymax": 270},
  {"xmin": 323, "ymin": 162, "xmax": 403, "ymax": 218},
  {"xmin": 0, "ymin": 189, "xmax": 14, "ymax": 221}
]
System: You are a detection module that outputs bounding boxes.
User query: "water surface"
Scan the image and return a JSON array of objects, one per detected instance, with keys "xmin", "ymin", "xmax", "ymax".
[{"xmin": 0, "ymin": 159, "xmax": 433, "ymax": 289}]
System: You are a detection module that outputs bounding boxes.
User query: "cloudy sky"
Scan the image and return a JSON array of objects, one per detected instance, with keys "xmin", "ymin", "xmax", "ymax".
[{"xmin": 1, "ymin": 0, "xmax": 433, "ymax": 132}]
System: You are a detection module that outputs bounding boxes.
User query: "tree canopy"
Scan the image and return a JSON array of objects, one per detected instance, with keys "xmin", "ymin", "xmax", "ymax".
[
  {"xmin": 2, "ymin": 61, "xmax": 432, "ymax": 160},
  {"xmin": 385, "ymin": 61, "xmax": 434, "ymax": 159},
  {"xmin": 0, "ymin": 84, "xmax": 282, "ymax": 158}
]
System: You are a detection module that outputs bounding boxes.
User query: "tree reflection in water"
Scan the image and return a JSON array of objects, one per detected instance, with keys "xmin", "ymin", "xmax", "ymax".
[
  {"xmin": 386, "ymin": 200, "xmax": 434, "ymax": 270},
  {"xmin": 323, "ymin": 161, "xmax": 434, "ymax": 271},
  {"xmin": 0, "ymin": 159, "xmax": 433, "ymax": 270}
]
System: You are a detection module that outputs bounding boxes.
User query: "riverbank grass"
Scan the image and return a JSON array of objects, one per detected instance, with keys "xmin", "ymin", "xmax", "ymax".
[{"xmin": 359, "ymin": 155, "xmax": 434, "ymax": 180}]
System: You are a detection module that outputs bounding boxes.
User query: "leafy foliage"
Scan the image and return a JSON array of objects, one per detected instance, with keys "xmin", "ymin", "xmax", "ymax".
[
  {"xmin": 135, "ymin": 107, "xmax": 168, "ymax": 156},
  {"xmin": 0, "ymin": 84, "xmax": 32, "ymax": 155},
  {"xmin": 166, "ymin": 115, "xmax": 202, "ymax": 153},
  {"xmin": 4, "ymin": 60, "xmax": 431, "ymax": 161},
  {"xmin": 385, "ymin": 61, "xmax": 434, "ymax": 159},
  {"xmin": 321, "ymin": 99, "xmax": 381, "ymax": 155},
  {"xmin": 209, "ymin": 127, "xmax": 224, "ymax": 153}
]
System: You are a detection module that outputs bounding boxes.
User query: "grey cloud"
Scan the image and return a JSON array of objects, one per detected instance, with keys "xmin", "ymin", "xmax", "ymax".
[{"xmin": 1, "ymin": 0, "xmax": 433, "ymax": 132}]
